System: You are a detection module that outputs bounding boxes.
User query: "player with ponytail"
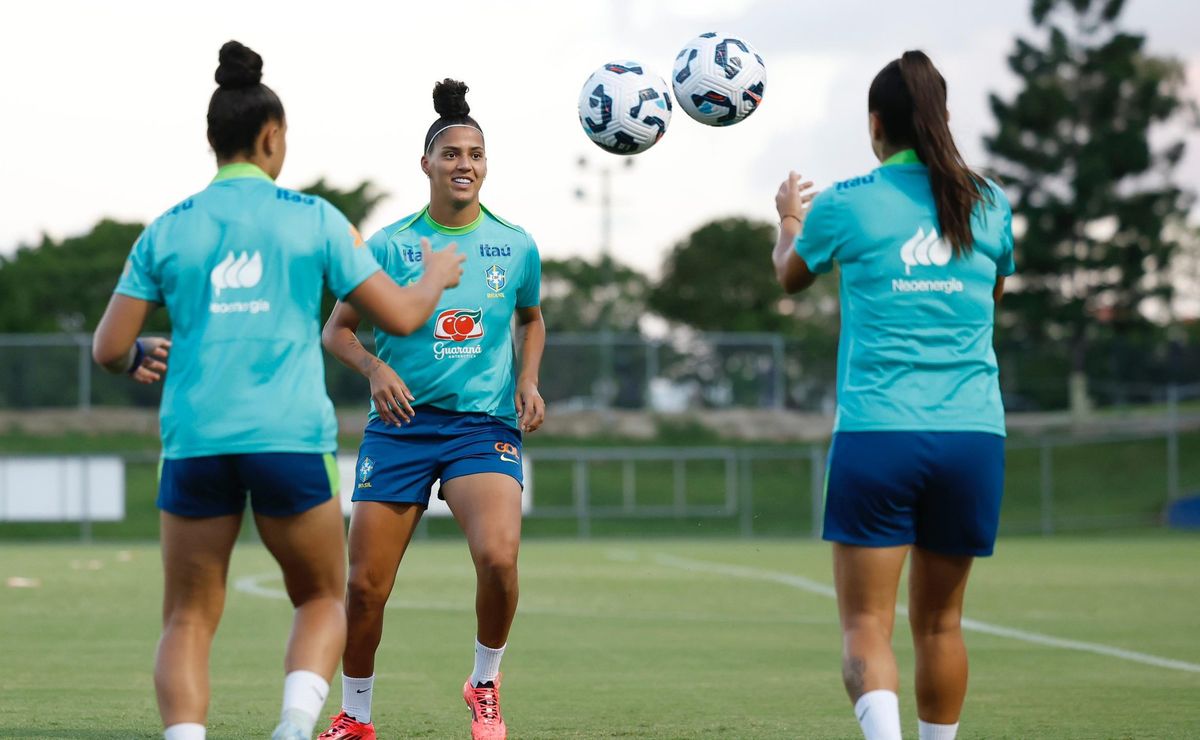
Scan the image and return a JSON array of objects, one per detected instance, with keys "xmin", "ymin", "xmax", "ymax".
[
  {"xmin": 319, "ymin": 79, "xmax": 545, "ymax": 740},
  {"xmin": 92, "ymin": 41, "xmax": 462, "ymax": 740},
  {"xmin": 771, "ymin": 51, "xmax": 1015, "ymax": 740}
]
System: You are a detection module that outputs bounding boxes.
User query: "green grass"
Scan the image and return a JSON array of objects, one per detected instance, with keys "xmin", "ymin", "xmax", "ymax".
[{"xmin": 1, "ymin": 538, "xmax": 1197, "ymax": 738}]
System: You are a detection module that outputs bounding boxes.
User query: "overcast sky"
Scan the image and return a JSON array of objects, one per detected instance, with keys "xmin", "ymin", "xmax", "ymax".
[{"xmin": 2, "ymin": 0, "xmax": 1197, "ymax": 276}]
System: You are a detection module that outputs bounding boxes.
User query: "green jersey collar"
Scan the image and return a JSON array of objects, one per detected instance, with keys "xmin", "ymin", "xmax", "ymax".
[
  {"xmin": 212, "ymin": 162, "xmax": 274, "ymax": 183},
  {"xmin": 421, "ymin": 206, "xmax": 485, "ymax": 235},
  {"xmin": 881, "ymin": 149, "xmax": 922, "ymax": 167}
]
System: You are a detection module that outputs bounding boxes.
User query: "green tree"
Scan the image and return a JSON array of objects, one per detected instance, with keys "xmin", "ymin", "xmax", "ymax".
[
  {"xmin": 986, "ymin": 0, "xmax": 1197, "ymax": 410},
  {"xmin": 0, "ymin": 179, "xmax": 386, "ymax": 333},
  {"xmin": 539, "ymin": 254, "xmax": 651, "ymax": 333},
  {"xmin": 649, "ymin": 217, "xmax": 841, "ymax": 335}
]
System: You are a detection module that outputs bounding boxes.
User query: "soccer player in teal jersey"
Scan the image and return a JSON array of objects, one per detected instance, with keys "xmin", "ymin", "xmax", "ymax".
[
  {"xmin": 771, "ymin": 52, "xmax": 1014, "ymax": 740},
  {"xmin": 91, "ymin": 42, "xmax": 463, "ymax": 740},
  {"xmin": 319, "ymin": 80, "xmax": 545, "ymax": 740}
]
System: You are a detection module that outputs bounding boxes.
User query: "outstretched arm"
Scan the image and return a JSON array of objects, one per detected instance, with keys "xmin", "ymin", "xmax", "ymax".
[{"xmin": 773, "ymin": 171, "xmax": 819, "ymax": 294}]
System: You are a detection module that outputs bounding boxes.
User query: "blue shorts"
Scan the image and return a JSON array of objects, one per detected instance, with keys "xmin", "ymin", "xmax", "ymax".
[
  {"xmin": 158, "ymin": 452, "xmax": 339, "ymax": 518},
  {"xmin": 353, "ymin": 406, "xmax": 523, "ymax": 507},
  {"xmin": 822, "ymin": 431, "xmax": 1005, "ymax": 557}
]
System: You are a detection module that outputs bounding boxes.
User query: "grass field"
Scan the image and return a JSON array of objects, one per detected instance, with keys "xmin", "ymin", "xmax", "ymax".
[{"xmin": 2, "ymin": 537, "xmax": 1198, "ymax": 739}]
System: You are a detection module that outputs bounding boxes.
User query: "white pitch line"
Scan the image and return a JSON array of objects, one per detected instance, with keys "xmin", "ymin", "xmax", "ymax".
[{"xmin": 653, "ymin": 553, "xmax": 1200, "ymax": 675}]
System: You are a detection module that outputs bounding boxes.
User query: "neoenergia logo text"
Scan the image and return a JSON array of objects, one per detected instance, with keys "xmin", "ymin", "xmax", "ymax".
[
  {"xmin": 210, "ymin": 251, "xmax": 271, "ymax": 314},
  {"xmin": 892, "ymin": 227, "xmax": 963, "ymax": 295}
]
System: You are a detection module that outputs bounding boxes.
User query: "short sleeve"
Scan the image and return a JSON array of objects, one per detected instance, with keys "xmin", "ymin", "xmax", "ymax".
[
  {"xmin": 996, "ymin": 191, "xmax": 1016, "ymax": 277},
  {"xmin": 516, "ymin": 235, "xmax": 541, "ymax": 308},
  {"xmin": 322, "ymin": 203, "xmax": 381, "ymax": 299},
  {"xmin": 793, "ymin": 189, "xmax": 841, "ymax": 274},
  {"xmin": 114, "ymin": 228, "xmax": 164, "ymax": 303},
  {"xmin": 366, "ymin": 228, "xmax": 391, "ymax": 271}
]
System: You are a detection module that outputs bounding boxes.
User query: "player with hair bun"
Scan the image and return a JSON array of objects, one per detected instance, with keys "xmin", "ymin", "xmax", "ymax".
[
  {"xmin": 771, "ymin": 51, "xmax": 1015, "ymax": 740},
  {"xmin": 92, "ymin": 41, "xmax": 462, "ymax": 740},
  {"xmin": 319, "ymin": 79, "xmax": 545, "ymax": 740}
]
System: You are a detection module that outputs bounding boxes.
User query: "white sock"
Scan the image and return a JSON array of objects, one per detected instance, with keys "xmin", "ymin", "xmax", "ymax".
[
  {"xmin": 163, "ymin": 724, "xmax": 205, "ymax": 740},
  {"xmin": 470, "ymin": 638, "xmax": 506, "ymax": 686},
  {"xmin": 854, "ymin": 690, "xmax": 902, "ymax": 740},
  {"xmin": 341, "ymin": 674, "xmax": 375, "ymax": 725},
  {"xmin": 919, "ymin": 719, "xmax": 959, "ymax": 740},
  {"xmin": 281, "ymin": 669, "xmax": 329, "ymax": 735}
]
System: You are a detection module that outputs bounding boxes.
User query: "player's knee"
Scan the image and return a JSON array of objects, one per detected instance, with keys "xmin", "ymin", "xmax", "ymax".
[
  {"xmin": 346, "ymin": 571, "xmax": 392, "ymax": 614},
  {"xmin": 842, "ymin": 611, "xmax": 895, "ymax": 642},
  {"xmin": 474, "ymin": 547, "xmax": 518, "ymax": 584},
  {"xmin": 909, "ymin": 606, "xmax": 962, "ymax": 637}
]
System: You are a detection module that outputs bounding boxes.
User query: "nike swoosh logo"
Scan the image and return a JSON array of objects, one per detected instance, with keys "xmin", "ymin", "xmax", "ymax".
[
  {"xmin": 356, "ymin": 688, "xmax": 371, "ymax": 693},
  {"xmin": 500, "ymin": 454, "xmax": 519, "ymax": 464}
]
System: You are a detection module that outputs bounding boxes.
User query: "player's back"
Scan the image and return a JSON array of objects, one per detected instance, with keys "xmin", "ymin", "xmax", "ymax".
[
  {"xmin": 121, "ymin": 165, "xmax": 377, "ymax": 457},
  {"xmin": 800, "ymin": 157, "xmax": 1014, "ymax": 435}
]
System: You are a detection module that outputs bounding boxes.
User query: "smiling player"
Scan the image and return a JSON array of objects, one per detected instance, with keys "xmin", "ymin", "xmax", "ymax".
[{"xmin": 319, "ymin": 79, "xmax": 545, "ymax": 740}]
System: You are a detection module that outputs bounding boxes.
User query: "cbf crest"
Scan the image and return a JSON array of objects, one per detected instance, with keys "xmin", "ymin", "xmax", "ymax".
[
  {"xmin": 485, "ymin": 264, "xmax": 507, "ymax": 297},
  {"xmin": 358, "ymin": 456, "xmax": 375, "ymax": 489}
]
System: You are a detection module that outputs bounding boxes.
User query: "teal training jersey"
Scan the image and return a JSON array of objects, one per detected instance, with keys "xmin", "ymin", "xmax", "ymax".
[
  {"xmin": 794, "ymin": 151, "xmax": 1015, "ymax": 436},
  {"xmin": 365, "ymin": 205, "xmax": 541, "ymax": 429},
  {"xmin": 115, "ymin": 163, "xmax": 381, "ymax": 458}
]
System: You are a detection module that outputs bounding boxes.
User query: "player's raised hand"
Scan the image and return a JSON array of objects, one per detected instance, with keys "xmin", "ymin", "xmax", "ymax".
[
  {"xmin": 421, "ymin": 238, "xmax": 465, "ymax": 289},
  {"xmin": 367, "ymin": 359, "xmax": 416, "ymax": 426},
  {"xmin": 130, "ymin": 337, "xmax": 171, "ymax": 385},
  {"xmin": 775, "ymin": 171, "xmax": 817, "ymax": 230}
]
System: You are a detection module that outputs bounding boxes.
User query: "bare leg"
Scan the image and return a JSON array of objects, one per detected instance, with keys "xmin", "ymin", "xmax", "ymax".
[
  {"xmin": 832, "ymin": 543, "xmax": 909, "ymax": 703},
  {"xmin": 155, "ymin": 511, "xmax": 242, "ymax": 727},
  {"xmin": 908, "ymin": 547, "xmax": 974, "ymax": 724},
  {"xmin": 254, "ymin": 497, "xmax": 349, "ymax": 679},
  {"xmin": 342, "ymin": 501, "xmax": 424, "ymax": 677},
  {"xmin": 441, "ymin": 473, "xmax": 523, "ymax": 648}
]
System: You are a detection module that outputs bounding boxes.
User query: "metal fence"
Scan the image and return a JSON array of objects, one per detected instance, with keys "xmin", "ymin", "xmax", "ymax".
[
  {"xmin": 3, "ymin": 421, "xmax": 1194, "ymax": 543},
  {"xmin": 3, "ymin": 332, "xmax": 1198, "ymax": 413}
]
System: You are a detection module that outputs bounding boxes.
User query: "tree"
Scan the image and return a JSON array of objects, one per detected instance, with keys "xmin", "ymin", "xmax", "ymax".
[
  {"xmin": 539, "ymin": 254, "xmax": 651, "ymax": 333},
  {"xmin": 0, "ymin": 179, "xmax": 386, "ymax": 333},
  {"xmin": 649, "ymin": 217, "xmax": 792, "ymax": 333},
  {"xmin": 986, "ymin": 0, "xmax": 1197, "ymax": 410}
]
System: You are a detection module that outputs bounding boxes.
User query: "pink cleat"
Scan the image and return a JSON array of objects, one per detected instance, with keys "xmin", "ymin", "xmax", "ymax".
[
  {"xmin": 463, "ymin": 674, "xmax": 507, "ymax": 740},
  {"xmin": 317, "ymin": 710, "xmax": 376, "ymax": 740}
]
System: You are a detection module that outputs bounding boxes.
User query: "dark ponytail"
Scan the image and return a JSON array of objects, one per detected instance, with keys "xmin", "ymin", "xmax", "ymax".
[
  {"xmin": 207, "ymin": 41, "xmax": 285, "ymax": 160},
  {"xmin": 868, "ymin": 50, "xmax": 988, "ymax": 255},
  {"xmin": 423, "ymin": 78, "xmax": 484, "ymax": 153}
]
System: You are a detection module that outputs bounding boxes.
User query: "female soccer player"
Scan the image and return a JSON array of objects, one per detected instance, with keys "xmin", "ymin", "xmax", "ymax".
[
  {"xmin": 318, "ymin": 79, "xmax": 545, "ymax": 740},
  {"xmin": 771, "ymin": 51, "xmax": 1014, "ymax": 740},
  {"xmin": 92, "ymin": 41, "xmax": 463, "ymax": 740}
]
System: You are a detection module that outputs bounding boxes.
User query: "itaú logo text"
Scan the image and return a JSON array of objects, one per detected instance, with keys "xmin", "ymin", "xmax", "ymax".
[
  {"xmin": 211, "ymin": 251, "xmax": 263, "ymax": 296},
  {"xmin": 899, "ymin": 227, "xmax": 951, "ymax": 275}
]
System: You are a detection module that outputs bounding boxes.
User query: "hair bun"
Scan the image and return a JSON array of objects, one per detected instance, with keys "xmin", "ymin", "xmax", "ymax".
[
  {"xmin": 215, "ymin": 40, "xmax": 263, "ymax": 89},
  {"xmin": 432, "ymin": 79, "xmax": 470, "ymax": 118}
]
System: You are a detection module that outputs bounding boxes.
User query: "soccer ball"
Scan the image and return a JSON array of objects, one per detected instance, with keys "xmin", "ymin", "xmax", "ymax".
[
  {"xmin": 577, "ymin": 61, "xmax": 673, "ymax": 155},
  {"xmin": 672, "ymin": 33, "xmax": 766, "ymax": 127}
]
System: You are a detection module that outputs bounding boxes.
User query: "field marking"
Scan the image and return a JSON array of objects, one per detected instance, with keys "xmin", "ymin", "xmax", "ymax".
[
  {"xmin": 653, "ymin": 554, "xmax": 1200, "ymax": 675},
  {"xmin": 232, "ymin": 572, "xmax": 826, "ymax": 626}
]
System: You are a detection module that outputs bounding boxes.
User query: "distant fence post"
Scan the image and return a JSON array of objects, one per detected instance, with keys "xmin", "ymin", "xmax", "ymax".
[
  {"xmin": 772, "ymin": 335, "xmax": 785, "ymax": 409},
  {"xmin": 809, "ymin": 445, "xmax": 825, "ymax": 539},
  {"xmin": 573, "ymin": 458, "xmax": 590, "ymax": 539},
  {"xmin": 739, "ymin": 454, "xmax": 755, "ymax": 538},
  {"xmin": 77, "ymin": 334, "xmax": 92, "ymax": 412},
  {"xmin": 1167, "ymin": 384, "xmax": 1180, "ymax": 502},
  {"xmin": 1039, "ymin": 440, "xmax": 1055, "ymax": 535}
]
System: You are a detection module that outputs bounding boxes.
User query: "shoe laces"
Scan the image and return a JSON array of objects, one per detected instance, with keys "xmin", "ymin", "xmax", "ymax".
[
  {"xmin": 319, "ymin": 713, "xmax": 357, "ymax": 737},
  {"xmin": 469, "ymin": 682, "xmax": 502, "ymax": 725}
]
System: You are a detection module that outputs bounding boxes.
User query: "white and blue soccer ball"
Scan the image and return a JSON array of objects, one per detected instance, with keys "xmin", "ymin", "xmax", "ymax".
[
  {"xmin": 577, "ymin": 61, "xmax": 673, "ymax": 155},
  {"xmin": 672, "ymin": 33, "xmax": 766, "ymax": 127}
]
